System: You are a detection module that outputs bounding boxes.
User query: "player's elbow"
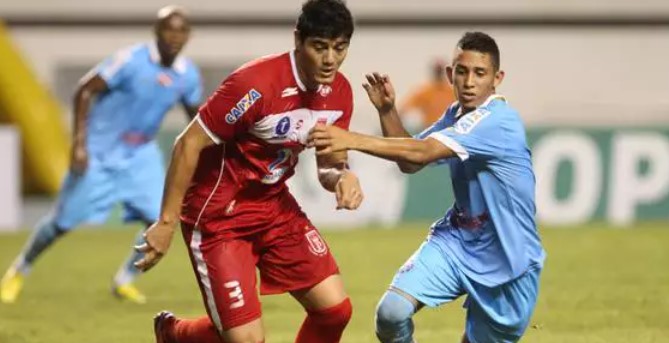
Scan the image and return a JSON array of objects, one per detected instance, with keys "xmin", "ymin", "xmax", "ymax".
[
  {"xmin": 398, "ymin": 162, "xmax": 424, "ymax": 174},
  {"xmin": 405, "ymin": 145, "xmax": 435, "ymax": 165},
  {"xmin": 73, "ymin": 85, "xmax": 92, "ymax": 103}
]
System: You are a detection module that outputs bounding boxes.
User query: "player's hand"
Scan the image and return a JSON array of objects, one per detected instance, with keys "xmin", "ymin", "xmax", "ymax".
[
  {"xmin": 335, "ymin": 171, "xmax": 364, "ymax": 210},
  {"xmin": 134, "ymin": 222, "xmax": 175, "ymax": 272},
  {"xmin": 308, "ymin": 124, "xmax": 353, "ymax": 155},
  {"xmin": 362, "ymin": 72, "xmax": 396, "ymax": 114},
  {"xmin": 70, "ymin": 144, "xmax": 88, "ymax": 175}
]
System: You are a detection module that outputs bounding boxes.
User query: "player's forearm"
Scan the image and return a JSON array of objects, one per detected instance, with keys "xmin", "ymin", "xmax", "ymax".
[
  {"xmin": 158, "ymin": 138, "xmax": 201, "ymax": 226},
  {"xmin": 378, "ymin": 106, "xmax": 411, "ymax": 138},
  {"xmin": 349, "ymin": 133, "xmax": 432, "ymax": 165},
  {"xmin": 376, "ymin": 107, "xmax": 426, "ymax": 172}
]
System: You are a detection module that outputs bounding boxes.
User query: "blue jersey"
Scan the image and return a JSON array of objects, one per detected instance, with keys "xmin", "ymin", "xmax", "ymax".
[
  {"xmin": 416, "ymin": 95, "xmax": 545, "ymax": 287},
  {"xmin": 86, "ymin": 42, "xmax": 202, "ymax": 157}
]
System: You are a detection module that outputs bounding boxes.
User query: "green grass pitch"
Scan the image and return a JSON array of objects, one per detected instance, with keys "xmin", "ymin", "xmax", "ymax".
[{"xmin": 0, "ymin": 223, "xmax": 668, "ymax": 342}]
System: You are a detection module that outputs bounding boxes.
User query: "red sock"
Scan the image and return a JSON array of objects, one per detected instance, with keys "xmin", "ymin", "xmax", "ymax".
[
  {"xmin": 295, "ymin": 298, "xmax": 352, "ymax": 343},
  {"xmin": 172, "ymin": 316, "xmax": 221, "ymax": 343}
]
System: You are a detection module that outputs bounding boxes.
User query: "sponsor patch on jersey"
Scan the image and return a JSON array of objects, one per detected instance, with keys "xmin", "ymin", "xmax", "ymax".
[
  {"xmin": 275, "ymin": 116, "xmax": 291, "ymax": 136},
  {"xmin": 225, "ymin": 89, "xmax": 262, "ymax": 124},
  {"xmin": 452, "ymin": 108, "xmax": 491, "ymax": 134}
]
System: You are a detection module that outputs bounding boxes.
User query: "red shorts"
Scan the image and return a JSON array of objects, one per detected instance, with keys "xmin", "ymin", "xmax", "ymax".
[{"xmin": 181, "ymin": 214, "xmax": 339, "ymax": 331}]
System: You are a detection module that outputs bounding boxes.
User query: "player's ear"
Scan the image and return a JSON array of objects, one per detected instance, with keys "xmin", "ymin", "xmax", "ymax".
[
  {"xmin": 293, "ymin": 30, "xmax": 302, "ymax": 52},
  {"xmin": 446, "ymin": 66, "xmax": 454, "ymax": 85},
  {"xmin": 493, "ymin": 70, "xmax": 505, "ymax": 89}
]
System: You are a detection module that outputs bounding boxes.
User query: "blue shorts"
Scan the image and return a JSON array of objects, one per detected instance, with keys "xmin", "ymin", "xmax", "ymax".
[
  {"xmin": 53, "ymin": 142, "xmax": 165, "ymax": 229},
  {"xmin": 391, "ymin": 235, "xmax": 541, "ymax": 343}
]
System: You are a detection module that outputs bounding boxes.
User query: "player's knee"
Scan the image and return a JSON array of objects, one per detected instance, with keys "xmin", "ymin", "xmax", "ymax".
[
  {"xmin": 375, "ymin": 290, "xmax": 416, "ymax": 342},
  {"xmin": 376, "ymin": 291, "xmax": 415, "ymax": 326},
  {"xmin": 330, "ymin": 297, "xmax": 353, "ymax": 327},
  {"xmin": 310, "ymin": 297, "xmax": 353, "ymax": 329}
]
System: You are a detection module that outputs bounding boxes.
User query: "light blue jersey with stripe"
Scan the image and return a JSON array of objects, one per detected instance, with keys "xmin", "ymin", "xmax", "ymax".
[
  {"xmin": 88, "ymin": 42, "xmax": 202, "ymax": 157},
  {"xmin": 416, "ymin": 95, "xmax": 545, "ymax": 287}
]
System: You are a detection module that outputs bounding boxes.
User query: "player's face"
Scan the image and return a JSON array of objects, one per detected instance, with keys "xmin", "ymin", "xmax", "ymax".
[
  {"xmin": 156, "ymin": 14, "xmax": 190, "ymax": 60},
  {"xmin": 295, "ymin": 35, "xmax": 350, "ymax": 88},
  {"xmin": 447, "ymin": 49, "xmax": 504, "ymax": 111}
]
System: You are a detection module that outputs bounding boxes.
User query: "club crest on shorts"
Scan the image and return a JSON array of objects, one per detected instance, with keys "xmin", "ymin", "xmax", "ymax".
[{"xmin": 305, "ymin": 229, "xmax": 328, "ymax": 256}]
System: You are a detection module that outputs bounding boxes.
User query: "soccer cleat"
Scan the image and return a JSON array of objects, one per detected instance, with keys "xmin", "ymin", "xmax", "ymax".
[
  {"xmin": 112, "ymin": 283, "xmax": 147, "ymax": 304},
  {"xmin": 154, "ymin": 311, "xmax": 176, "ymax": 343},
  {"xmin": 0, "ymin": 267, "xmax": 25, "ymax": 304}
]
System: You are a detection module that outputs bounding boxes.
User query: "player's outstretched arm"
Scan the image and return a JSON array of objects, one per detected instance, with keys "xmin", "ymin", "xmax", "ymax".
[
  {"xmin": 71, "ymin": 74, "xmax": 108, "ymax": 174},
  {"xmin": 363, "ymin": 73, "xmax": 425, "ymax": 173},
  {"xmin": 134, "ymin": 117, "xmax": 215, "ymax": 272},
  {"xmin": 308, "ymin": 124, "xmax": 454, "ymax": 171}
]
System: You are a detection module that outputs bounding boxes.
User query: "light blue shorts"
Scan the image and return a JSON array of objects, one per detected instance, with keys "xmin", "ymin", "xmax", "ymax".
[
  {"xmin": 391, "ymin": 235, "xmax": 541, "ymax": 343},
  {"xmin": 53, "ymin": 142, "xmax": 165, "ymax": 229}
]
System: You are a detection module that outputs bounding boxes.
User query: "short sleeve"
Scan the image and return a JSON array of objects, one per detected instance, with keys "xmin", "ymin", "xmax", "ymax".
[
  {"xmin": 94, "ymin": 48, "xmax": 135, "ymax": 90},
  {"xmin": 427, "ymin": 108, "xmax": 505, "ymax": 161},
  {"xmin": 197, "ymin": 72, "xmax": 263, "ymax": 144},
  {"xmin": 333, "ymin": 81, "xmax": 353, "ymax": 130},
  {"xmin": 182, "ymin": 65, "xmax": 204, "ymax": 107}
]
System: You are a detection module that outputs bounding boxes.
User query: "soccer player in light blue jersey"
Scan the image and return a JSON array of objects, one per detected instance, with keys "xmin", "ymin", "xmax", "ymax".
[
  {"xmin": 0, "ymin": 6, "xmax": 202, "ymax": 304},
  {"xmin": 309, "ymin": 32, "xmax": 545, "ymax": 342}
]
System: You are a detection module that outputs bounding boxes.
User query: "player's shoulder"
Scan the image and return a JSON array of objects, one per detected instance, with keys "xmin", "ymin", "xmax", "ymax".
[
  {"xmin": 108, "ymin": 43, "xmax": 146, "ymax": 64},
  {"xmin": 173, "ymin": 55, "xmax": 200, "ymax": 79},
  {"xmin": 333, "ymin": 72, "xmax": 352, "ymax": 90},
  {"xmin": 481, "ymin": 95, "xmax": 512, "ymax": 113},
  {"xmin": 224, "ymin": 52, "xmax": 290, "ymax": 93}
]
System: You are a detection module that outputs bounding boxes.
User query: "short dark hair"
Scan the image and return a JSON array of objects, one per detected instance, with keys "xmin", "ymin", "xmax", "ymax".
[
  {"xmin": 296, "ymin": 0, "xmax": 354, "ymax": 42},
  {"xmin": 457, "ymin": 32, "xmax": 500, "ymax": 70}
]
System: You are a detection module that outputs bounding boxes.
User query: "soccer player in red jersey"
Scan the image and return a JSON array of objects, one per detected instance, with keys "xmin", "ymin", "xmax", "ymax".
[{"xmin": 135, "ymin": 1, "xmax": 361, "ymax": 342}]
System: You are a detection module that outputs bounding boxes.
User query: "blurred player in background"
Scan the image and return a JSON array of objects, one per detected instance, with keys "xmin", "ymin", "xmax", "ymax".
[
  {"xmin": 398, "ymin": 58, "xmax": 455, "ymax": 133},
  {"xmin": 0, "ymin": 6, "xmax": 202, "ymax": 305},
  {"xmin": 309, "ymin": 32, "xmax": 545, "ymax": 343},
  {"xmin": 135, "ymin": 1, "xmax": 361, "ymax": 342}
]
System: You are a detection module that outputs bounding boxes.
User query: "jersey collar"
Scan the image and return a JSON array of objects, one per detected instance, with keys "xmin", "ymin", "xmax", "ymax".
[
  {"xmin": 148, "ymin": 41, "xmax": 187, "ymax": 75},
  {"xmin": 289, "ymin": 50, "xmax": 307, "ymax": 91},
  {"xmin": 454, "ymin": 94, "xmax": 507, "ymax": 118}
]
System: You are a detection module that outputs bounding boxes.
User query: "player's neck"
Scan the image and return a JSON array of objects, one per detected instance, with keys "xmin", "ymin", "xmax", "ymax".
[
  {"xmin": 160, "ymin": 55, "xmax": 176, "ymax": 68},
  {"xmin": 294, "ymin": 51, "xmax": 318, "ymax": 91}
]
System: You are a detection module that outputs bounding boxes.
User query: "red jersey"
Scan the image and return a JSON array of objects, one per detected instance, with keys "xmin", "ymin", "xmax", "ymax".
[{"xmin": 181, "ymin": 51, "xmax": 353, "ymax": 238}]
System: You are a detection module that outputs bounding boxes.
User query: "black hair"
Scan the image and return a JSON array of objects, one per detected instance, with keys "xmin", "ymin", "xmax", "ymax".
[
  {"xmin": 296, "ymin": 0, "xmax": 354, "ymax": 42},
  {"xmin": 457, "ymin": 32, "xmax": 500, "ymax": 70}
]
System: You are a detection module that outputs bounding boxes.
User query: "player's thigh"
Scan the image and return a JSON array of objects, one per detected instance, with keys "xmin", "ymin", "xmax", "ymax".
[
  {"xmin": 121, "ymin": 143, "xmax": 165, "ymax": 223},
  {"xmin": 389, "ymin": 235, "xmax": 465, "ymax": 308},
  {"xmin": 464, "ymin": 266, "xmax": 541, "ymax": 343},
  {"xmin": 54, "ymin": 161, "xmax": 118, "ymax": 229},
  {"xmin": 258, "ymin": 215, "xmax": 342, "ymax": 306},
  {"xmin": 181, "ymin": 224, "xmax": 263, "ymax": 334}
]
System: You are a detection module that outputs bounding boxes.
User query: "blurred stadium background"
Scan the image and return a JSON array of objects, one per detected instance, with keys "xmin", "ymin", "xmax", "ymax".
[{"xmin": 0, "ymin": 1, "xmax": 668, "ymax": 342}]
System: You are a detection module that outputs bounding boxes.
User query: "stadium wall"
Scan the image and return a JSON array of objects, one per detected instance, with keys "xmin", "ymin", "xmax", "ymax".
[{"xmin": 3, "ymin": 11, "xmax": 669, "ymax": 227}]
